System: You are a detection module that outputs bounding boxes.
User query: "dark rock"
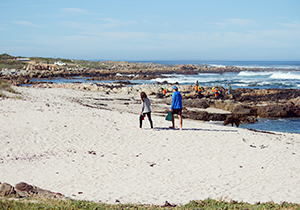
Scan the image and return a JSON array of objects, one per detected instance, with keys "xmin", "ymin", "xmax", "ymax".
[
  {"xmin": 184, "ymin": 110, "xmax": 228, "ymax": 121},
  {"xmin": 183, "ymin": 99, "xmax": 210, "ymax": 109},
  {"xmin": 232, "ymin": 105, "xmax": 257, "ymax": 116},
  {"xmin": 290, "ymin": 97, "xmax": 300, "ymax": 105},
  {"xmin": 15, "ymin": 182, "xmax": 33, "ymax": 192},
  {"xmin": 243, "ymin": 116, "xmax": 258, "ymax": 123},
  {"xmin": 14, "ymin": 182, "xmax": 64, "ymax": 198},
  {"xmin": 156, "ymin": 93, "xmax": 165, "ymax": 98},
  {"xmin": 15, "ymin": 182, "xmax": 34, "ymax": 197},
  {"xmin": 257, "ymin": 105, "xmax": 292, "ymax": 118},
  {"xmin": 233, "ymin": 88, "xmax": 300, "ymax": 103},
  {"xmin": 178, "ymin": 64, "xmax": 197, "ymax": 71},
  {"xmin": 162, "ymin": 201, "xmax": 177, "ymax": 207},
  {"xmin": 0, "ymin": 183, "xmax": 15, "ymax": 196}
]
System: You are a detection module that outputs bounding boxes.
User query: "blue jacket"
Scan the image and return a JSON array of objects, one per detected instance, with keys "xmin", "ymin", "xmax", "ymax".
[{"xmin": 171, "ymin": 91, "xmax": 183, "ymax": 110}]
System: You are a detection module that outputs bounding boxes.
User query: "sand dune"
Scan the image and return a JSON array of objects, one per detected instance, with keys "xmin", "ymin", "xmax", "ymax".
[{"xmin": 1, "ymin": 87, "xmax": 300, "ymax": 205}]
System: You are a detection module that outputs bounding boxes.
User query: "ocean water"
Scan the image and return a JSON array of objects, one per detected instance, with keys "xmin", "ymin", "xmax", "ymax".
[
  {"xmin": 140, "ymin": 60, "xmax": 300, "ymax": 70},
  {"xmin": 239, "ymin": 118, "xmax": 300, "ymax": 134},
  {"xmin": 31, "ymin": 71, "xmax": 300, "ymax": 89},
  {"xmin": 154, "ymin": 71, "xmax": 300, "ymax": 89},
  {"xmin": 28, "ymin": 60, "xmax": 300, "ymax": 134},
  {"xmin": 209, "ymin": 118, "xmax": 300, "ymax": 134},
  {"xmin": 147, "ymin": 60, "xmax": 300, "ymax": 89}
]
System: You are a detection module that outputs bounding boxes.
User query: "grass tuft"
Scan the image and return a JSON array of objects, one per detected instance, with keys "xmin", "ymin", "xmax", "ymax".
[
  {"xmin": 0, "ymin": 197, "xmax": 300, "ymax": 210},
  {"xmin": 0, "ymin": 79, "xmax": 21, "ymax": 98}
]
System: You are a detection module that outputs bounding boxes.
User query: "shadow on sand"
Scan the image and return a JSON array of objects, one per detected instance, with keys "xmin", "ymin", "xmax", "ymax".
[{"xmin": 153, "ymin": 127, "xmax": 238, "ymax": 132}]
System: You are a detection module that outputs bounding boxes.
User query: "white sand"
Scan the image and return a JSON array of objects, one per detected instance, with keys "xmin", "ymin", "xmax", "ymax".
[{"xmin": 1, "ymin": 87, "xmax": 300, "ymax": 205}]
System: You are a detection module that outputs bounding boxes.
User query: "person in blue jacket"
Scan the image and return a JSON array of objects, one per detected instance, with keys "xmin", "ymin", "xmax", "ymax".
[{"xmin": 170, "ymin": 86, "xmax": 183, "ymax": 130}]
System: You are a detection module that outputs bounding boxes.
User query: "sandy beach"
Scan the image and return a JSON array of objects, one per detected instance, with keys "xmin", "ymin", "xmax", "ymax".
[{"xmin": 1, "ymin": 86, "xmax": 300, "ymax": 205}]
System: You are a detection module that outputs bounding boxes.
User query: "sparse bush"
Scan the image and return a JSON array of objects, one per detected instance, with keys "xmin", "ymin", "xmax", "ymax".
[
  {"xmin": 0, "ymin": 79, "xmax": 21, "ymax": 98},
  {"xmin": 0, "ymin": 197, "xmax": 300, "ymax": 210}
]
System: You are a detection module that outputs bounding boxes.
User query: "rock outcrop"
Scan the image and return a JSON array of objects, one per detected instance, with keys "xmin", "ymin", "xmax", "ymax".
[
  {"xmin": 0, "ymin": 182, "xmax": 15, "ymax": 196},
  {"xmin": 0, "ymin": 182, "xmax": 64, "ymax": 199},
  {"xmin": 18, "ymin": 82, "xmax": 300, "ymax": 122}
]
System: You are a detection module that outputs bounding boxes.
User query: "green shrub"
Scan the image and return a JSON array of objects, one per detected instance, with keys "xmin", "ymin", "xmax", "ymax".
[
  {"xmin": 0, "ymin": 198, "xmax": 300, "ymax": 210},
  {"xmin": 0, "ymin": 60, "xmax": 25, "ymax": 69},
  {"xmin": 0, "ymin": 53, "xmax": 14, "ymax": 59},
  {"xmin": 0, "ymin": 79, "xmax": 21, "ymax": 97}
]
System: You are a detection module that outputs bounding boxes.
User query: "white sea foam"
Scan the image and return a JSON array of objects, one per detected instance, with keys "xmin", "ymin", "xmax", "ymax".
[
  {"xmin": 208, "ymin": 64, "xmax": 227, "ymax": 68},
  {"xmin": 116, "ymin": 73, "xmax": 138, "ymax": 77},
  {"xmin": 233, "ymin": 83, "xmax": 249, "ymax": 87},
  {"xmin": 218, "ymin": 64, "xmax": 299, "ymax": 70},
  {"xmin": 257, "ymin": 82, "xmax": 272, "ymax": 86},
  {"xmin": 239, "ymin": 80, "xmax": 252, "ymax": 83},
  {"xmin": 158, "ymin": 74, "xmax": 223, "ymax": 84},
  {"xmin": 153, "ymin": 71, "xmax": 300, "ymax": 89},
  {"xmin": 270, "ymin": 72, "xmax": 300, "ymax": 80},
  {"xmin": 197, "ymin": 73, "xmax": 221, "ymax": 76},
  {"xmin": 238, "ymin": 71, "xmax": 273, "ymax": 77},
  {"xmin": 235, "ymin": 65, "xmax": 270, "ymax": 69}
]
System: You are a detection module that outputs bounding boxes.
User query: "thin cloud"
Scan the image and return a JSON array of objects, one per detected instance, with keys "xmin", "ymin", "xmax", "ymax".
[
  {"xmin": 12, "ymin": 21, "xmax": 40, "ymax": 27},
  {"xmin": 97, "ymin": 18, "xmax": 138, "ymax": 28},
  {"xmin": 209, "ymin": 22, "xmax": 227, "ymax": 29},
  {"xmin": 225, "ymin": 18, "xmax": 251, "ymax": 26},
  {"xmin": 61, "ymin": 21, "xmax": 84, "ymax": 29},
  {"xmin": 207, "ymin": 18, "xmax": 251, "ymax": 29},
  {"xmin": 61, "ymin": 18, "xmax": 138, "ymax": 32},
  {"xmin": 278, "ymin": 21, "xmax": 300, "ymax": 30},
  {"xmin": 81, "ymin": 31, "xmax": 148, "ymax": 39}
]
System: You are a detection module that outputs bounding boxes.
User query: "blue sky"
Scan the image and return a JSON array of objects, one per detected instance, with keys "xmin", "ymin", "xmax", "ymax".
[{"xmin": 1, "ymin": 0, "xmax": 300, "ymax": 61}]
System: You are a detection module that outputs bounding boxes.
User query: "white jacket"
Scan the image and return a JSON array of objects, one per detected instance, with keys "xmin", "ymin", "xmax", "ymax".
[{"xmin": 141, "ymin": 97, "xmax": 151, "ymax": 113}]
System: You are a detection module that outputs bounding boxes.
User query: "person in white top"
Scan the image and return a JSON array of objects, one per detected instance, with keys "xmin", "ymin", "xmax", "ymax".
[{"xmin": 139, "ymin": 92, "xmax": 153, "ymax": 130}]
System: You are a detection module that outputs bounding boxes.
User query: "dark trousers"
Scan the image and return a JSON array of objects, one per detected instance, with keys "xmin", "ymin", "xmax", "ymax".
[{"xmin": 139, "ymin": 112, "xmax": 153, "ymax": 128}]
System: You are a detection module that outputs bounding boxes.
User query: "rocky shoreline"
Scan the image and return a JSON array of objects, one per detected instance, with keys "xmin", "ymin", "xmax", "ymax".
[
  {"xmin": 24, "ymin": 82, "xmax": 300, "ymax": 124},
  {"xmin": 1, "ymin": 60, "xmax": 298, "ymax": 86},
  {"xmin": 1, "ymin": 59, "xmax": 300, "ymax": 123}
]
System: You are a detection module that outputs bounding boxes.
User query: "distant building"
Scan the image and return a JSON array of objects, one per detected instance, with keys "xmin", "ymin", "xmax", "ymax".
[{"xmin": 15, "ymin": 57, "xmax": 30, "ymax": 61}]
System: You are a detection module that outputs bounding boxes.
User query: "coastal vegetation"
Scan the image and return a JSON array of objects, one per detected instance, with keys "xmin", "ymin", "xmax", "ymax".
[
  {"xmin": 0, "ymin": 59, "xmax": 26, "ymax": 69},
  {"xmin": 0, "ymin": 79, "xmax": 19, "ymax": 97},
  {"xmin": 1, "ymin": 197, "xmax": 300, "ymax": 209},
  {"xmin": 0, "ymin": 53, "xmax": 73, "ymax": 66},
  {"xmin": 74, "ymin": 60, "xmax": 109, "ymax": 69},
  {"xmin": 29, "ymin": 57, "xmax": 74, "ymax": 65},
  {"xmin": 0, "ymin": 53, "xmax": 14, "ymax": 59}
]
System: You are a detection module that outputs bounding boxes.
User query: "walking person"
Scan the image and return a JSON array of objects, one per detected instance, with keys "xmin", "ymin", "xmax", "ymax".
[
  {"xmin": 139, "ymin": 92, "xmax": 153, "ymax": 130},
  {"xmin": 170, "ymin": 86, "xmax": 183, "ymax": 130},
  {"xmin": 212, "ymin": 87, "xmax": 219, "ymax": 99},
  {"xmin": 162, "ymin": 87, "xmax": 166, "ymax": 96},
  {"xmin": 227, "ymin": 84, "xmax": 232, "ymax": 95},
  {"xmin": 195, "ymin": 81, "xmax": 199, "ymax": 92}
]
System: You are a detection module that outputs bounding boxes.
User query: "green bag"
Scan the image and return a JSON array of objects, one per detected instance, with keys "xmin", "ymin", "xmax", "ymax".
[{"xmin": 165, "ymin": 111, "xmax": 173, "ymax": 121}]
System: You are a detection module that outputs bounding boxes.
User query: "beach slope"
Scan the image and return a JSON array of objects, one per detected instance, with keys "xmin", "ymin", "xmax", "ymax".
[{"xmin": 1, "ymin": 87, "xmax": 300, "ymax": 205}]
